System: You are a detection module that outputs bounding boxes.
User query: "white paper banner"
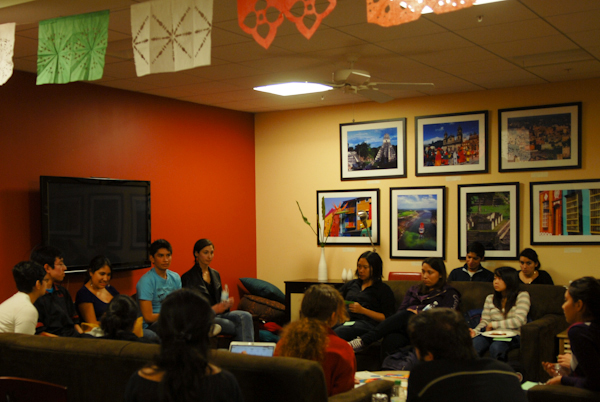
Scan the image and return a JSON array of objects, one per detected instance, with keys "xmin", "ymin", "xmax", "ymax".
[
  {"xmin": 131, "ymin": 0, "xmax": 212, "ymax": 77},
  {"xmin": 0, "ymin": 22, "xmax": 16, "ymax": 86}
]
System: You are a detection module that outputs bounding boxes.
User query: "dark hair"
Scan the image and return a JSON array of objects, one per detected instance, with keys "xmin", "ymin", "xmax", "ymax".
[
  {"xmin": 150, "ymin": 239, "xmax": 172, "ymax": 257},
  {"xmin": 568, "ymin": 276, "xmax": 600, "ymax": 320},
  {"xmin": 12, "ymin": 261, "xmax": 46, "ymax": 293},
  {"xmin": 421, "ymin": 257, "xmax": 447, "ymax": 291},
  {"xmin": 100, "ymin": 295, "xmax": 138, "ymax": 339},
  {"xmin": 84, "ymin": 255, "xmax": 112, "ymax": 284},
  {"xmin": 355, "ymin": 251, "xmax": 383, "ymax": 282},
  {"xmin": 30, "ymin": 245, "xmax": 63, "ymax": 269},
  {"xmin": 467, "ymin": 242, "xmax": 485, "ymax": 259},
  {"xmin": 408, "ymin": 308, "xmax": 477, "ymax": 360},
  {"xmin": 493, "ymin": 267, "xmax": 520, "ymax": 316},
  {"xmin": 301, "ymin": 284, "xmax": 347, "ymax": 325},
  {"xmin": 192, "ymin": 239, "xmax": 214, "ymax": 261},
  {"xmin": 519, "ymin": 248, "xmax": 541, "ymax": 269},
  {"xmin": 153, "ymin": 289, "xmax": 215, "ymax": 402}
]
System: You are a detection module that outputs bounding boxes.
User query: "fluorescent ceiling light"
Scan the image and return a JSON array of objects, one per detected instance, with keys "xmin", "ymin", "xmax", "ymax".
[
  {"xmin": 421, "ymin": 0, "xmax": 505, "ymax": 14},
  {"xmin": 254, "ymin": 82, "xmax": 333, "ymax": 96}
]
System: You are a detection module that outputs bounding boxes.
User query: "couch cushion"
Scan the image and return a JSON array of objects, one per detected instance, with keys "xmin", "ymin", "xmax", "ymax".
[
  {"xmin": 240, "ymin": 278, "xmax": 285, "ymax": 304},
  {"xmin": 238, "ymin": 294, "xmax": 286, "ymax": 325}
]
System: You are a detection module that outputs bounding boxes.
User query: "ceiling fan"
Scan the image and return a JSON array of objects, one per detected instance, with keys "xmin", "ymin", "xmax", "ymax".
[{"xmin": 324, "ymin": 60, "xmax": 434, "ymax": 103}]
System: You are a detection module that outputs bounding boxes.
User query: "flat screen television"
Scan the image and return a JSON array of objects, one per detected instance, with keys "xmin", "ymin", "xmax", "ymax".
[{"xmin": 40, "ymin": 176, "xmax": 151, "ymax": 274}]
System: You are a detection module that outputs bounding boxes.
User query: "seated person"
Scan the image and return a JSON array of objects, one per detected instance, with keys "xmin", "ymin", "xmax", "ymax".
[
  {"xmin": 471, "ymin": 267, "xmax": 530, "ymax": 361},
  {"xmin": 124, "ymin": 289, "xmax": 243, "ymax": 402},
  {"xmin": 76, "ymin": 255, "xmax": 119, "ymax": 325},
  {"xmin": 276, "ymin": 284, "xmax": 355, "ymax": 396},
  {"xmin": 407, "ymin": 308, "xmax": 527, "ymax": 402},
  {"xmin": 448, "ymin": 242, "xmax": 493, "ymax": 282},
  {"xmin": 543, "ymin": 276, "xmax": 600, "ymax": 391},
  {"xmin": 348, "ymin": 258, "xmax": 460, "ymax": 356},
  {"xmin": 334, "ymin": 251, "xmax": 395, "ymax": 341},
  {"xmin": 101, "ymin": 295, "xmax": 156, "ymax": 343},
  {"xmin": 518, "ymin": 248, "xmax": 553, "ymax": 285},
  {"xmin": 0, "ymin": 261, "xmax": 47, "ymax": 334},
  {"xmin": 137, "ymin": 239, "xmax": 181, "ymax": 331},
  {"xmin": 182, "ymin": 239, "xmax": 253, "ymax": 341},
  {"xmin": 31, "ymin": 245, "xmax": 83, "ymax": 337}
]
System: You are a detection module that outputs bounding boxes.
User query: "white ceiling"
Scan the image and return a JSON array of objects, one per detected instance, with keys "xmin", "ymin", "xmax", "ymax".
[{"xmin": 4, "ymin": 0, "xmax": 600, "ymax": 113}]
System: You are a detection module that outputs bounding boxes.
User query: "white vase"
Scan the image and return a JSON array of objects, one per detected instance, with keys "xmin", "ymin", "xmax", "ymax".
[{"xmin": 318, "ymin": 247, "xmax": 328, "ymax": 281}]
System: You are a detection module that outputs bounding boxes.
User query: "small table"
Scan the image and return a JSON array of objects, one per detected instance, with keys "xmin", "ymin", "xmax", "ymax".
[
  {"xmin": 284, "ymin": 278, "xmax": 345, "ymax": 322},
  {"xmin": 557, "ymin": 329, "xmax": 571, "ymax": 354}
]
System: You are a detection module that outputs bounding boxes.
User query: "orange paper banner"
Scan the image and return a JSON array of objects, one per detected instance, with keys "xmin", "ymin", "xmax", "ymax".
[{"xmin": 367, "ymin": 0, "xmax": 475, "ymax": 27}]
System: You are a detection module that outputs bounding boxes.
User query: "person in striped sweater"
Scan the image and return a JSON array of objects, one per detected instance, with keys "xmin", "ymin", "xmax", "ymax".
[{"xmin": 470, "ymin": 267, "xmax": 530, "ymax": 361}]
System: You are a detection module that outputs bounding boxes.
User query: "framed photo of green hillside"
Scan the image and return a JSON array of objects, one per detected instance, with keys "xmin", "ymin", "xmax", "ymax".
[
  {"xmin": 340, "ymin": 118, "xmax": 407, "ymax": 180},
  {"xmin": 458, "ymin": 182, "xmax": 519, "ymax": 260},
  {"xmin": 390, "ymin": 186, "xmax": 446, "ymax": 259}
]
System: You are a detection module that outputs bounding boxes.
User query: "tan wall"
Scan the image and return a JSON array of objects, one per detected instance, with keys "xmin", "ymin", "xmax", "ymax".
[{"xmin": 255, "ymin": 78, "xmax": 600, "ymax": 292}]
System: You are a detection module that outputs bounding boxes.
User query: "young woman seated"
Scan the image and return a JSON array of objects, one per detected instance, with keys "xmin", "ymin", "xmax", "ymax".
[
  {"xmin": 348, "ymin": 257, "xmax": 460, "ymax": 356},
  {"xmin": 542, "ymin": 276, "xmax": 600, "ymax": 391},
  {"xmin": 76, "ymin": 255, "xmax": 119, "ymax": 325},
  {"xmin": 334, "ymin": 251, "xmax": 395, "ymax": 341},
  {"xmin": 124, "ymin": 288, "xmax": 243, "ymax": 402},
  {"xmin": 471, "ymin": 267, "xmax": 530, "ymax": 361},
  {"xmin": 101, "ymin": 295, "xmax": 154, "ymax": 343},
  {"xmin": 276, "ymin": 284, "xmax": 355, "ymax": 396},
  {"xmin": 518, "ymin": 248, "xmax": 553, "ymax": 285}
]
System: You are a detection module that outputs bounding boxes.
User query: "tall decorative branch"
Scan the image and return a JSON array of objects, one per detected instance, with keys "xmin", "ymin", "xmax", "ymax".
[{"xmin": 297, "ymin": 200, "xmax": 329, "ymax": 247}]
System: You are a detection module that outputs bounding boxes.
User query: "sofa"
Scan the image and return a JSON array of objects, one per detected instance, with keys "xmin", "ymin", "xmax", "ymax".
[
  {"xmin": 0, "ymin": 333, "xmax": 392, "ymax": 402},
  {"xmin": 356, "ymin": 280, "xmax": 568, "ymax": 382}
]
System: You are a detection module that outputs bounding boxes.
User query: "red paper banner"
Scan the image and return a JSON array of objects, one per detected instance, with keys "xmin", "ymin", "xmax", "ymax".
[{"xmin": 367, "ymin": 0, "xmax": 475, "ymax": 27}]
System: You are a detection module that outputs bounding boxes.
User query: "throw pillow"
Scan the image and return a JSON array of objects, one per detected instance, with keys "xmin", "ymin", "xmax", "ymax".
[
  {"xmin": 240, "ymin": 278, "xmax": 285, "ymax": 304},
  {"xmin": 238, "ymin": 294, "xmax": 286, "ymax": 325}
]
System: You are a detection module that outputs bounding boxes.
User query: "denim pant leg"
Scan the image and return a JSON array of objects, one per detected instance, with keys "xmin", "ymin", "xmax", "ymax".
[
  {"xmin": 472, "ymin": 335, "xmax": 492, "ymax": 356},
  {"xmin": 489, "ymin": 335, "xmax": 520, "ymax": 361},
  {"xmin": 360, "ymin": 310, "xmax": 413, "ymax": 346},
  {"xmin": 333, "ymin": 320, "xmax": 376, "ymax": 341},
  {"xmin": 216, "ymin": 310, "xmax": 254, "ymax": 342}
]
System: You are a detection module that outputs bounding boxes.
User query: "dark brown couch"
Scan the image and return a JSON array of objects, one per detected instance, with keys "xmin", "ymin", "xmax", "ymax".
[
  {"xmin": 0, "ymin": 333, "xmax": 392, "ymax": 402},
  {"xmin": 356, "ymin": 280, "xmax": 568, "ymax": 382}
]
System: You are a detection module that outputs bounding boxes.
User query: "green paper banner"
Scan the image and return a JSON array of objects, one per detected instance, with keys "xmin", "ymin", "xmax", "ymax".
[{"xmin": 37, "ymin": 9, "xmax": 109, "ymax": 85}]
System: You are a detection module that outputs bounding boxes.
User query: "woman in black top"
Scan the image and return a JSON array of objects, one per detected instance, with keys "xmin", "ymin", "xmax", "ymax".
[
  {"xmin": 518, "ymin": 248, "xmax": 553, "ymax": 285},
  {"xmin": 334, "ymin": 251, "xmax": 395, "ymax": 341}
]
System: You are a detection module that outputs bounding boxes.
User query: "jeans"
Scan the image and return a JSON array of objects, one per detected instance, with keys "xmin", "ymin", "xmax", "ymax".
[
  {"xmin": 333, "ymin": 320, "xmax": 377, "ymax": 341},
  {"xmin": 215, "ymin": 310, "xmax": 254, "ymax": 342},
  {"xmin": 473, "ymin": 334, "xmax": 520, "ymax": 361}
]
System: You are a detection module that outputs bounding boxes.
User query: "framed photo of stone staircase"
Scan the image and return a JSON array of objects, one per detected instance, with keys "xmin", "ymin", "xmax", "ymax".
[{"xmin": 340, "ymin": 118, "xmax": 406, "ymax": 180}]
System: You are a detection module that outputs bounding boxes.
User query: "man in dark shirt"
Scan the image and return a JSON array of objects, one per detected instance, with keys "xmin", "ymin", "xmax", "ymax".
[
  {"xmin": 407, "ymin": 309, "xmax": 527, "ymax": 402},
  {"xmin": 31, "ymin": 245, "xmax": 83, "ymax": 337},
  {"xmin": 448, "ymin": 242, "xmax": 494, "ymax": 282}
]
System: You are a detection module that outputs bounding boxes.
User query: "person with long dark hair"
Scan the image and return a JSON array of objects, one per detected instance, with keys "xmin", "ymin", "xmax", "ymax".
[
  {"xmin": 334, "ymin": 251, "xmax": 395, "ymax": 341},
  {"xmin": 471, "ymin": 267, "xmax": 530, "ymax": 361},
  {"xmin": 348, "ymin": 258, "xmax": 460, "ymax": 355},
  {"xmin": 276, "ymin": 284, "xmax": 355, "ymax": 396},
  {"xmin": 518, "ymin": 248, "xmax": 553, "ymax": 285},
  {"xmin": 543, "ymin": 276, "xmax": 600, "ymax": 391},
  {"xmin": 76, "ymin": 255, "xmax": 119, "ymax": 324},
  {"xmin": 124, "ymin": 289, "xmax": 243, "ymax": 402},
  {"xmin": 100, "ymin": 295, "xmax": 153, "ymax": 343}
]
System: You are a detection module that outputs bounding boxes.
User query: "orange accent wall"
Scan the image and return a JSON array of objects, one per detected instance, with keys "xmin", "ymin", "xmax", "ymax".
[{"xmin": 0, "ymin": 71, "xmax": 256, "ymax": 304}]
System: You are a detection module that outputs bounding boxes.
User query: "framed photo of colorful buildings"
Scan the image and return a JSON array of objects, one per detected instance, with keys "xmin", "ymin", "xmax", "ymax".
[
  {"xmin": 317, "ymin": 189, "xmax": 380, "ymax": 246},
  {"xmin": 415, "ymin": 110, "xmax": 488, "ymax": 176},
  {"xmin": 390, "ymin": 186, "xmax": 446, "ymax": 259},
  {"xmin": 498, "ymin": 102, "xmax": 582, "ymax": 172},
  {"xmin": 340, "ymin": 118, "xmax": 407, "ymax": 181},
  {"xmin": 458, "ymin": 182, "xmax": 519, "ymax": 260},
  {"xmin": 530, "ymin": 179, "xmax": 600, "ymax": 245}
]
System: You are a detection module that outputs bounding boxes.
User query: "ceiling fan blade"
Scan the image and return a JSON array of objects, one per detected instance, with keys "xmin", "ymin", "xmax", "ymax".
[
  {"xmin": 369, "ymin": 82, "xmax": 435, "ymax": 90},
  {"xmin": 358, "ymin": 88, "xmax": 395, "ymax": 103}
]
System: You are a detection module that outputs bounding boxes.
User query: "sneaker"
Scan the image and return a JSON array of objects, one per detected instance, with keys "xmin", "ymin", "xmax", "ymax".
[
  {"xmin": 348, "ymin": 337, "xmax": 365, "ymax": 352},
  {"xmin": 210, "ymin": 324, "xmax": 222, "ymax": 337}
]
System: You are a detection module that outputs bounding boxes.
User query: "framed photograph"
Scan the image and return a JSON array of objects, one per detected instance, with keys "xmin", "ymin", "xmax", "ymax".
[
  {"xmin": 415, "ymin": 110, "xmax": 488, "ymax": 176},
  {"xmin": 458, "ymin": 182, "xmax": 519, "ymax": 260},
  {"xmin": 390, "ymin": 186, "xmax": 446, "ymax": 259},
  {"xmin": 317, "ymin": 189, "xmax": 380, "ymax": 246},
  {"xmin": 530, "ymin": 179, "xmax": 600, "ymax": 245},
  {"xmin": 340, "ymin": 118, "xmax": 407, "ymax": 180},
  {"xmin": 499, "ymin": 102, "xmax": 581, "ymax": 172}
]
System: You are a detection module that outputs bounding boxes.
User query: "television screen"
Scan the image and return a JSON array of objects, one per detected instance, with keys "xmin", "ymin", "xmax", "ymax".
[{"xmin": 40, "ymin": 176, "xmax": 151, "ymax": 274}]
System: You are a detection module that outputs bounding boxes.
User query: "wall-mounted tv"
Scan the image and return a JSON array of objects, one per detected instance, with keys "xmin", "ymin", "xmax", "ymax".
[{"xmin": 40, "ymin": 176, "xmax": 151, "ymax": 274}]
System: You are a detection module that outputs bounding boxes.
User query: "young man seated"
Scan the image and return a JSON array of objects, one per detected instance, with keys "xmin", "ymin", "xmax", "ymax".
[
  {"xmin": 407, "ymin": 309, "xmax": 526, "ymax": 402},
  {"xmin": 136, "ymin": 239, "xmax": 181, "ymax": 331},
  {"xmin": 0, "ymin": 261, "xmax": 47, "ymax": 334},
  {"xmin": 448, "ymin": 242, "xmax": 494, "ymax": 282},
  {"xmin": 31, "ymin": 246, "xmax": 84, "ymax": 337}
]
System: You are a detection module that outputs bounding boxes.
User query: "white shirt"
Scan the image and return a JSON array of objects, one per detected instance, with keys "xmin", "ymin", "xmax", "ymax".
[{"xmin": 0, "ymin": 292, "xmax": 38, "ymax": 335}]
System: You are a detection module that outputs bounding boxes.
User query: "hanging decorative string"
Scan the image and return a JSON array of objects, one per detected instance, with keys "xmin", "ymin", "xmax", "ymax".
[
  {"xmin": 237, "ymin": 0, "xmax": 336, "ymax": 49},
  {"xmin": 367, "ymin": 0, "xmax": 476, "ymax": 27}
]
